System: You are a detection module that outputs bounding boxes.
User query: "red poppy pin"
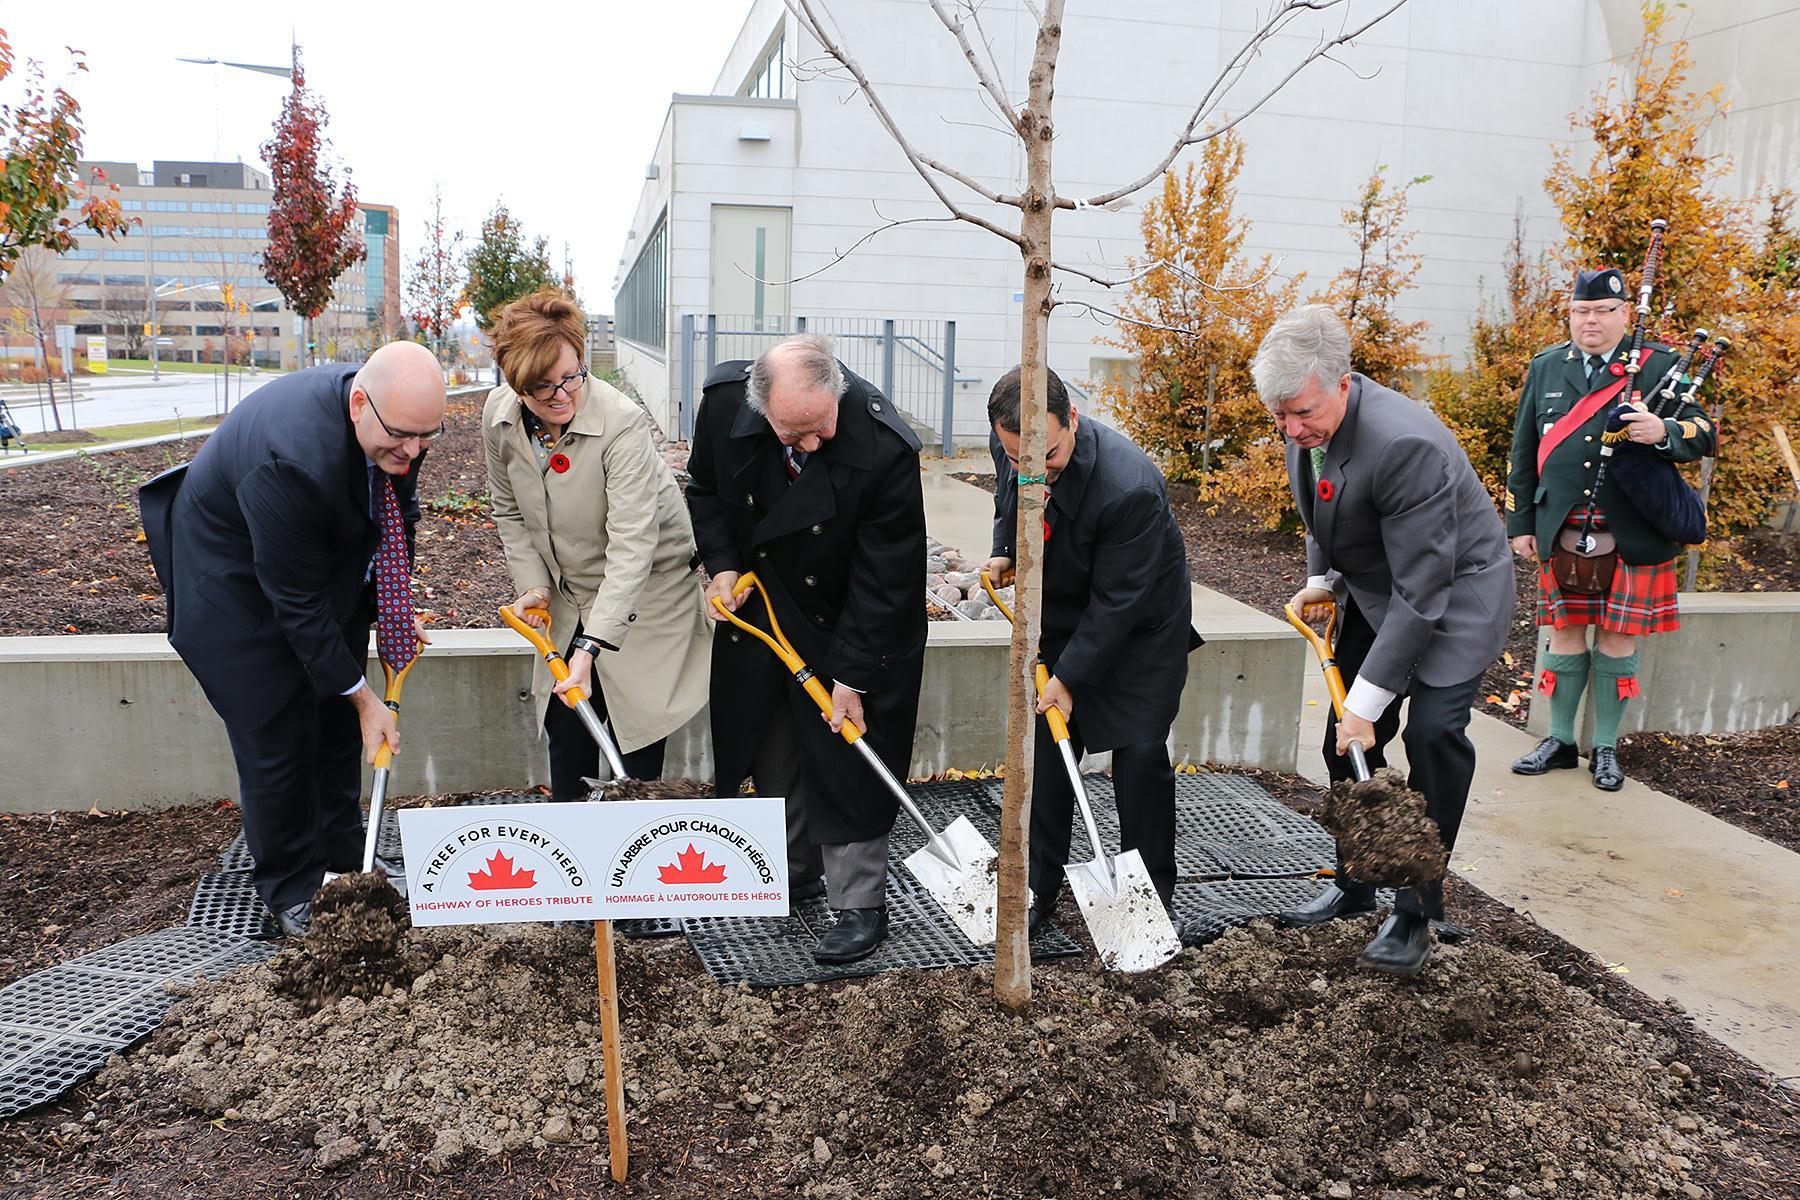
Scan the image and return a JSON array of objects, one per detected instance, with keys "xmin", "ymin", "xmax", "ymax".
[
  {"xmin": 1317, "ymin": 478, "xmax": 1335, "ymax": 502},
  {"xmin": 1609, "ymin": 361, "xmax": 1626, "ymax": 377},
  {"xmin": 549, "ymin": 452, "xmax": 571, "ymax": 474}
]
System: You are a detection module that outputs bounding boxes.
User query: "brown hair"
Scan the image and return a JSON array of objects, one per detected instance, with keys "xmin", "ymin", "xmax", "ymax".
[{"xmin": 491, "ymin": 290, "xmax": 586, "ymax": 394}]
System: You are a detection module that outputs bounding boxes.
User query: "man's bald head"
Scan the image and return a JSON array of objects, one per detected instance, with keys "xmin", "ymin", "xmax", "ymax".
[
  {"xmin": 350, "ymin": 340, "xmax": 448, "ymax": 474},
  {"xmin": 750, "ymin": 334, "xmax": 845, "ymax": 453}
]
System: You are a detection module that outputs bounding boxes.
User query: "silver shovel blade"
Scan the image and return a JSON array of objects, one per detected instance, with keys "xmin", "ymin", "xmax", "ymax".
[
  {"xmin": 903, "ymin": 815, "xmax": 1000, "ymax": 946},
  {"xmin": 1065, "ymin": 848, "xmax": 1180, "ymax": 973}
]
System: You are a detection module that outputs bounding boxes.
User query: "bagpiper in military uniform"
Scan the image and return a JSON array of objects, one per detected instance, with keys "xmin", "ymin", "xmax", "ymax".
[{"xmin": 1505, "ymin": 268, "xmax": 1716, "ymax": 790}]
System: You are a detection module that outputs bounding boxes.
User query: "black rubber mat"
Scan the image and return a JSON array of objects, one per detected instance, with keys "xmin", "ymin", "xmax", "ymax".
[
  {"xmin": 1171, "ymin": 877, "xmax": 1336, "ymax": 945},
  {"xmin": 0, "ymin": 927, "xmax": 276, "ymax": 1118},
  {"xmin": 685, "ymin": 867, "xmax": 1080, "ymax": 987},
  {"xmin": 188, "ymin": 870, "xmax": 280, "ymax": 941},
  {"xmin": 220, "ymin": 810, "xmax": 403, "ymax": 872},
  {"xmin": 612, "ymin": 917, "xmax": 686, "ymax": 939}
]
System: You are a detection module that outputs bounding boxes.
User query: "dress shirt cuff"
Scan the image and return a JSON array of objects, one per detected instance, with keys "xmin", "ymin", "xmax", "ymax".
[
  {"xmin": 1305, "ymin": 575, "xmax": 1334, "ymax": 592},
  {"xmin": 1344, "ymin": 676, "xmax": 1396, "ymax": 723},
  {"xmin": 340, "ymin": 678, "xmax": 369, "ymax": 698}
]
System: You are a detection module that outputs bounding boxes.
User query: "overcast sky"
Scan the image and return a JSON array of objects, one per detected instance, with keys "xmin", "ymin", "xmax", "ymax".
[{"xmin": 7, "ymin": 0, "xmax": 753, "ymax": 311}]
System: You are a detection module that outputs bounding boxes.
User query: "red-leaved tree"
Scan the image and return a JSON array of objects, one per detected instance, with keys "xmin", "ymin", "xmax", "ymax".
[
  {"xmin": 404, "ymin": 186, "xmax": 463, "ymax": 362},
  {"xmin": 260, "ymin": 50, "xmax": 364, "ymax": 367}
]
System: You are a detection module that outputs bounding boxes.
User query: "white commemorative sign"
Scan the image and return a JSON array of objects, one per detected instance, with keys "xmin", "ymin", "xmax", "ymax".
[{"xmin": 397, "ymin": 797, "xmax": 788, "ymax": 927}]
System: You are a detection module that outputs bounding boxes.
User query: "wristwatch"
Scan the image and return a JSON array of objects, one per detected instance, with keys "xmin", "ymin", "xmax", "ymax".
[{"xmin": 569, "ymin": 634, "xmax": 615, "ymax": 657}]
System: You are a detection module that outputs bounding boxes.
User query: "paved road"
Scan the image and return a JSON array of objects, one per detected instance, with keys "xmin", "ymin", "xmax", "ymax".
[{"xmin": 1, "ymin": 372, "xmax": 276, "ymax": 432}]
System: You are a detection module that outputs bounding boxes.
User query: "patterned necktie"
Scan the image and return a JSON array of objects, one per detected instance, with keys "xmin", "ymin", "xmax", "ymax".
[
  {"xmin": 373, "ymin": 475, "xmax": 417, "ymax": 670},
  {"xmin": 1586, "ymin": 355, "xmax": 1603, "ymax": 387},
  {"xmin": 785, "ymin": 448, "xmax": 808, "ymax": 482},
  {"xmin": 1310, "ymin": 446, "xmax": 1326, "ymax": 484}
]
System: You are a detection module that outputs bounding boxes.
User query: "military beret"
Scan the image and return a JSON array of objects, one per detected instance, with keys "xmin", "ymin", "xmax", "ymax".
[{"xmin": 1573, "ymin": 268, "xmax": 1626, "ymax": 302}]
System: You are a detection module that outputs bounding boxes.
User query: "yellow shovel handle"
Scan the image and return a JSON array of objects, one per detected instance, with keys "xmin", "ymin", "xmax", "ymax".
[
  {"xmin": 497, "ymin": 604, "xmax": 592, "ymax": 708},
  {"xmin": 710, "ymin": 572, "xmax": 861, "ymax": 746},
  {"xmin": 979, "ymin": 569, "xmax": 1014, "ymax": 624},
  {"xmin": 372, "ymin": 641, "xmax": 423, "ymax": 770},
  {"xmin": 1282, "ymin": 601, "xmax": 1348, "ymax": 721},
  {"xmin": 981, "ymin": 570, "xmax": 1073, "ymax": 741}
]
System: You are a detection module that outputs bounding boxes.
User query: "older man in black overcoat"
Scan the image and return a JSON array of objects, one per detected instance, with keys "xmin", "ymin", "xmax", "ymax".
[
  {"xmin": 687, "ymin": 333, "xmax": 927, "ymax": 963},
  {"xmin": 984, "ymin": 366, "xmax": 1200, "ymax": 933}
]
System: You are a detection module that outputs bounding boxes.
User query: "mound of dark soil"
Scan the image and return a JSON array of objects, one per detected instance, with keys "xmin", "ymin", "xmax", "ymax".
[
  {"xmin": 596, "ymin": 777, "xmax": 710, "ymax": 800},
  {"xmin": 1323, "ymin": 767, "xmax": 1449, "ymax": 889},
  {"xmin": 278, "ymin": 873, "xmax": 419, "ymax": 1011},
  {"xmin": 105, "ymin": 917, "xmax": 1721, "ymax": 1196}
]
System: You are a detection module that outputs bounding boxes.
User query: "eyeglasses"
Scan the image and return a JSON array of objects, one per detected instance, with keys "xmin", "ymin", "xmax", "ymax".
[
  {"xmin": 362, "ymin": 387, "xmax": 444, "ymax": 444},
  {"xmin": 1569, "ymin": 303, "xmax": 1626, "ymax": 318},
  {"xmin": 525, "ymin": 366, "xmax": 588, "ymax": 403}
]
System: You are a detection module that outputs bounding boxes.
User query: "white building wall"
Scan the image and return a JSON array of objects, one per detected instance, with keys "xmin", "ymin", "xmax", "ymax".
[{"xmin": 616, "ymin": 0, "xmax": 1794, "ymax": 446}]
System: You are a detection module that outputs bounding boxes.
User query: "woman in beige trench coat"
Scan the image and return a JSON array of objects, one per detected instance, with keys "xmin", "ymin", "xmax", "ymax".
[{"xmin": 482, "ymin": 290, "xmax": 709, "ymax": 795}]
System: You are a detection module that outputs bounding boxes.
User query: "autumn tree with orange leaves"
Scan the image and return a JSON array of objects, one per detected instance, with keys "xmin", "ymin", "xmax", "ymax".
[
  {"xmin": 1314, "ymin": 165, "xmax": 1433, "ymax": 388},
  {"xmin": 260, "ymin": 50, "xmax": 365, "ymax": 367}
]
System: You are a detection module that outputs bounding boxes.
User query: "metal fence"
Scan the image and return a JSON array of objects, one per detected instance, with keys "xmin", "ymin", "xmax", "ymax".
[{"xmin": 675, "ymin": 314, "xmax": 972, "ymax": 451}]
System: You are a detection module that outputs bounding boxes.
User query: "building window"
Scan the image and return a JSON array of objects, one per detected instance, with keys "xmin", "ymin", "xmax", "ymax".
[
  {"xmin": 63, "ymin": 249, "xmax": 99, "ymax": 260},
  {"xmin": 120, "ymin": 200, "xmax": 143, "ymax": 211},
  {"xmin": 153, "ymin": 251, "xmax": 189, "ymax": 262},
  {"xmin": 615, "ymin": 213, "xmax": 667, "ymax": 353},
  {"xmin": 104, "ymin": 248, "xmax": 146, "ymax": 260},
  {"xmin": 741, "ymin": 30, "xmax": 786, "ymax": 100},
  {"xmin": 144, "ymin": 200, "xmax": 188, "ymax": 212},
  {"xmin": 237, "ymin": 228, "xmax": 264, "ymax": 239},
  {"xmin": 236, "ymin": 202, "xmax": 270, "ymax": 215},
  {"xmin": 190, "ymin": 201, "xmax": 233, "ymax": 213}
]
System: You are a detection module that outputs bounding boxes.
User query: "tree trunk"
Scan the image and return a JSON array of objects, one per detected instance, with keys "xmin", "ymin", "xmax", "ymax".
[
  {"xmin": 32, "ymin": 308, "xmax": 62, "ymax": 432},
  {"xmin": 994, "ymin": 0, "xmax": 1065, "ymax": 1014}
]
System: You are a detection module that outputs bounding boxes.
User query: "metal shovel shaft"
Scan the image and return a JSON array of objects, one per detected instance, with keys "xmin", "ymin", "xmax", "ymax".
[
  {"xmin": 573, "ymin": 696, "xmax": 629, "ymax": 780},
  {"xmin": 850, "ymin": 736, "xmax": 964, "ymax": 869},
  {"xmin": 362, "ymin": 766, "xmax": 389, "ymax": 873},
  {"xmin": 1055, "ymin": 737, "xmax": 1117, "ymax": 894}
]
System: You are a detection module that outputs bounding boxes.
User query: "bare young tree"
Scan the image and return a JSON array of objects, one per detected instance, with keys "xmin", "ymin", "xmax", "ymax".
[
  {"xmin": 783, "ymin": 0, "xmax": 1407, "ymax": 1008},
  {"xmin": 0, "ymin": 247, "xmax": 74, "ymax": 429},
  {"xmin": 96, "ymin": 280, "xmax": 153, "ymax": 359}
]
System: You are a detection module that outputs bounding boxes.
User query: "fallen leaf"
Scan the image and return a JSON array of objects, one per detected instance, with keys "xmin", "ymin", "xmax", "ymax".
[
  {"xmin": 1664, "ymin": 887, "xmax": 1685, "ymax": 898},
  {"xmin": 1778, "ymin": 780, "xmax": 1790, "ymax": 790},
  {"xmin": 1502, "ymin": 651, "xmax": 1515, "ymax": 667}
]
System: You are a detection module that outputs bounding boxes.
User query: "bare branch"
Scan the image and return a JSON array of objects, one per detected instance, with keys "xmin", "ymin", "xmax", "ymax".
[
  {"xmin": 1052, "ymin": 296, "xmax": 1206, "ymax": 337},
  {"xmin": 784, "ymin": 0, "xmax": 1026, "ymax": 244},
  {"xmin": 1049, "ymin": 253, "xmax": 1291, "ymax": 297},
  {"xmin": 1018, "ymin": 0, "xmax": 1042, "ymax": 22},
  {"xmin": 963, "ymin": 1, "xmax": 1018, "ymax": 116},
  {"xmin": 938, "ymin": 112, "xmax": 1022, "ymax": 139},
  {"xmin": 918, "ymin": 155, "xmax": 1024, "ymax": 206},
  {"xmin": 927, "ymin": 0, "xmax": 1023, "ymax": 134},
  {"xmin": 732, "ymin": 210, "xmax": 964, "ymax": 286},
  {"xmin": 1080, "ymin": 0, "xmax": 1406, "ymax": 208}
]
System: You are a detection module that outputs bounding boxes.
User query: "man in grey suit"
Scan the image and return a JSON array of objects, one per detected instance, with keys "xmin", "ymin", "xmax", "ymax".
[{"xmin": 1258, "ymin": 305, "xmax": 1513, "ymax": 975}]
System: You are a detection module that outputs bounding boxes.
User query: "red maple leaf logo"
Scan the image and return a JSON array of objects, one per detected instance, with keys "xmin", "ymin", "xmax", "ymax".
[
  {"xmin": 467, "ymin": 850, "xmax": 536, "ymax": 890},
  {"xmin": 657, "ymin": 844, "xmax": 727, "ymax": 885}
]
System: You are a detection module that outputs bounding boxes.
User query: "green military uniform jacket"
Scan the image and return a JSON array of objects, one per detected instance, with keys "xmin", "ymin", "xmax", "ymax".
[{"xmin": 1505, "ymin": 338, "xmax": 1717, "ymax": 565}]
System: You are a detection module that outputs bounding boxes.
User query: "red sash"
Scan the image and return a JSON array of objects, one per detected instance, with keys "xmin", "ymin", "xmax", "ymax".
[{"xmin": 1537, "ymin": 376, "xmax": 1629, "ymax": 474}]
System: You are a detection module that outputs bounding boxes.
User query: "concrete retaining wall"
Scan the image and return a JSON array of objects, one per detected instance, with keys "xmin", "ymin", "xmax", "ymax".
[
  {"xmin": 0, "ymin": 601, "xmax": 1303, "ymax": 813},
  {"xmin": 1527, "ymin": 592, "xmax": 1800, "ymax": 741}
]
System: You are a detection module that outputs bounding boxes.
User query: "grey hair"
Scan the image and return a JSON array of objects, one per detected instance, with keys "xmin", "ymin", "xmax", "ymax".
[
  {"xmin": 747, "ymin": 333, "xmax": 847, "ymax": 413},
  {"xmin": 1251, "ymin": 304, "xmax": 1352, "ymax": 410}
]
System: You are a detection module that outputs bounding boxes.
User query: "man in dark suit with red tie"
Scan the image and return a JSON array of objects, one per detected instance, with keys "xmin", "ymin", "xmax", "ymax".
[
  {"xmin": 687, "ymin": 334, "xmax": 928, "ymax": 964},
  {"xmin": 140, "ymin": 342, "xmax": 446, "ymax": 936}
]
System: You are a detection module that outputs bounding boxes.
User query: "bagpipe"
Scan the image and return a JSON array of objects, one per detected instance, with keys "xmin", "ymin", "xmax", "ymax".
[{"xmin": 1579, "ymin": 219, "xmax": 1725, "ymax": 550}]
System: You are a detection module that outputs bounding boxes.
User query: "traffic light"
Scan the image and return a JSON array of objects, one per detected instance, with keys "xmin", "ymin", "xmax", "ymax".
[{"xmin": 221, "ymin": 283, "xmax": 235, "ymax": 310}]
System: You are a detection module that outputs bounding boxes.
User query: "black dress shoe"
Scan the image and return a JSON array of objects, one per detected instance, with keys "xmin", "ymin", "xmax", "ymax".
[
  {"xmin": 275, "ymin": 901, "xmax": 312, "ymax": 938},
  {"xmin": 1027, "ymin": 906, "xmax": 1051, "ymax": 939},
  {"xmin": 812, "ymin": 907, "xmax": 887, "ymax": 964},
  {"xmin": 789, "ymin": 875, "xmax": 827, "ymax": 909},
  {"xmin": 1591, "ymin": 746, "xmax": 1625, "ymax": 791},
  {"xmin": 1512, "ymin": 736, "xmax": 1580, "ymax": 775},
  {"xmin": 1279, "ymin": 884, "xmax": 1375, "ymax": 928},
  {"xmin": 1358, "ymin": 911, "xmax": 1432, "ymax": 976}
]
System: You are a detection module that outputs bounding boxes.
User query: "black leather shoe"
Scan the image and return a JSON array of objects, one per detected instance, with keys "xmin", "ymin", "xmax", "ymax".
[
  {"xmin": 1279, "ymin": 884, "xmax": 1376, "ymax": 928},
  {"xmin": 789, "ymin": 875, "xmax": 827, "ymax": 910},
  {"xmin": 812, "ymin": 907, "xmax": 887, "ymax": 964},
  {"xmin": 1358, "ymin": 911, "xmax": 1432, "ymax": 976},
  {"xmin": 1512, "ymin": 736, "xmax": 1580, "ymax": 775},
  {"xmin": 275, "ymin": 901, "xmax": 312, "ymax": 938},
  {"xmin": 1027, "ymin": 906, "xmax": 1051, "ymax": 939},
  {"xmin": 1591, "ymin": 746, "xmax": 1625, "ymax": 791}
]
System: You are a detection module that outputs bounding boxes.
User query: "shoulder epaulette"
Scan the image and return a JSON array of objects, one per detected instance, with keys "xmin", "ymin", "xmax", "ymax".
[{"xmin": 866, "ymin": 390, "xmax": 922, "ymax": 453}]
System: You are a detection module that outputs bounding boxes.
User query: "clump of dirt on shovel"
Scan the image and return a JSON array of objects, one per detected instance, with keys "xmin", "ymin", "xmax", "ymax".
[
  {"xmin": 278, "ymin": 873, "xmax": 419, "ymax": 1011},
  {"xmin": 1323, "ymin": 766, "xmax": 1449, "ymax": 889},
  {"xmin": 593, "ymin": 777, "xmax": 710, "ymax": 800}
]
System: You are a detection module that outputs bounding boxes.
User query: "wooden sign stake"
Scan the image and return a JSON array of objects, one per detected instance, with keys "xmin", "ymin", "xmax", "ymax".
[{"xmin": 593, "ymin": 919, "xmax": 629, "ymax": 1183}]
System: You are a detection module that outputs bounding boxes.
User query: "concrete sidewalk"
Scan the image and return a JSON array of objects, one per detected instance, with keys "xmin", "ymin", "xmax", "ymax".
[{"xmin": 923, "ymin": 458, "xmax": 1800, "ymax": 1086}]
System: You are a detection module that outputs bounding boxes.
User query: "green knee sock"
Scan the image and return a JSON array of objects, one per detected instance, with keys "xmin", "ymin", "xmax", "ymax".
[
  {"xmin": 1590, "ymin": 651, "xmax": 1640, "ymax": 749},
  {"xmin": 1542, "ymin": 651, "xmax": 1592, "ymax": 745}
]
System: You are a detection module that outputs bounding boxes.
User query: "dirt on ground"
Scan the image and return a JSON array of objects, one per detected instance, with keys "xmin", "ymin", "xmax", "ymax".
[
  {"xmin": 1322, "ymin": 768, "xmax": 1448, "ymax": 890},
  {"xmin": 3, "ymin": 780, "xmax": 1796, "ymax": 1197},
  {"xmin": 282, "ymin": 873, "xmax": 420, "ymax": 1011}
]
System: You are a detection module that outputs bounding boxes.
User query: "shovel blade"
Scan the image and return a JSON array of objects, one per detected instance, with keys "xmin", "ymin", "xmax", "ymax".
[
  {"xmin": 1065, "ymin": 849, "xmax": 1180, "ymax": 973},
  {"xmin": 903, "ymin": 816, "xmax": 1000, "ymax": 946}
]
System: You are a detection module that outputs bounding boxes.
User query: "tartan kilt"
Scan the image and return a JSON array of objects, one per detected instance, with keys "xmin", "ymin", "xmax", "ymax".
[{"xmin": 1537, "ymin": 505, "xmax": 1680, "ymax": 634}]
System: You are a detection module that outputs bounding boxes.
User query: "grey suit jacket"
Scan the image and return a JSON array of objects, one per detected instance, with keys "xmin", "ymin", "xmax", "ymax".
[{"xmin": 1287, "ymin": 374, "xmax": 1513, "ymax": 693}]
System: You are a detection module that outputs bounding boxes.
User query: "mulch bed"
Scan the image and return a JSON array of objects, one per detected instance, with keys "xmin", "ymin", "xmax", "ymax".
[
  {"xmin": 1, "ymin": 776, "xmax": 1795, "ymax": 1197},
  {"xmin": 1617, "ymin": 720, "xmax": 1800, "ymax": 854}
]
